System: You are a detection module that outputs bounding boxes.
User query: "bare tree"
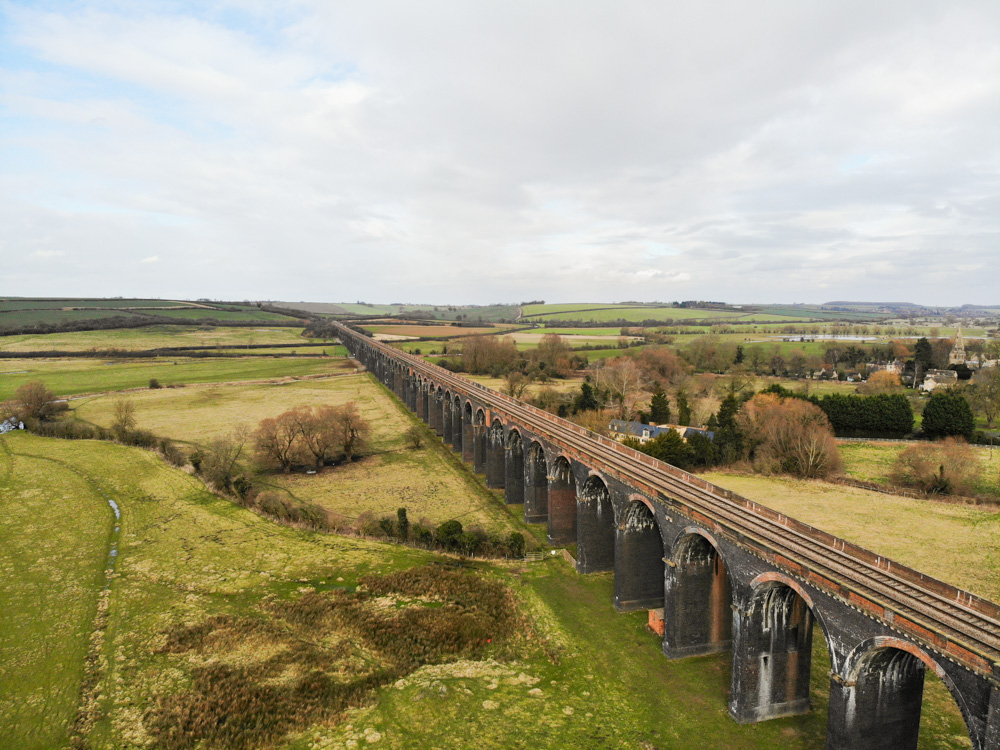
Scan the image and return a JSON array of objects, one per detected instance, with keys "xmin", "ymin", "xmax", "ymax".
[
  {"xmin": 595, "ymin": 357, "xmax": 645, "ymax": 420},
  {"xmin": 290, "ymin": 405, "xmax": 341, "ymax": 468},
  {"xmin": 336, "ymin": 402, "xmax": 371, "ymax": 462},
  {"xmin": 253, "ymin": 412, "xmax": 301, "ymax": 473},
  {"xmin": 967, "ymin": 367, "xmax": 1000, "ymax": 428},
  {"xmin": 10, "ymin": 381, "xmax": 66, "ymax": 421},
  {"xmin": 201, "ymin": 425, "xmax": 249, "ymax": 491},
  {"xmin": 501, "ymin": 371, "xmax": 531, "ymax": 399},
  {"xmin": 111, "ymin": 397, "xmax": 137, "ymax": 438}
]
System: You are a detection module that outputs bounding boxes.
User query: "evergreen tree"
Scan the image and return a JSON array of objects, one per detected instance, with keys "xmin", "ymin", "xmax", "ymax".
[
  {"xmin": 574, "ymin": 382, "xmax": 600, "ymax": 412},
  {"xmin": 676, "ymin": 389, "xmax": 691, "ymax": 426},
  {"xmin": 734, "ymin": 345, "xmax": 745, "ymax": 365},
  {"xmin": 649, "ymin": 389, "xmax": 671, "ymax": 424},
  {"xmin": 922, "ymin": 391, "xmax": 975, "ymax": 439}
]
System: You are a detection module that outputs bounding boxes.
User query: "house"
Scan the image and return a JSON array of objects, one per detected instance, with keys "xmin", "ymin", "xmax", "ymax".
[
  {"xmin": 608, "ymin": 420, "xmax": 714, "ymax": 444},
  {"xmin": 921, "ymin": 369, "xmax": 958, "ymax": 392}
]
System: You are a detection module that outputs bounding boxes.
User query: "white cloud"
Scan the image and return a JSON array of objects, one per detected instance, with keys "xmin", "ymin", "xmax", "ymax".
[
  {"xmin": 141, "ymin": 256, "xmax": 159, "ymax": 264},
  {"xmin": 1, "ymin": 0, "xmax": 998, "ymax": 304}
]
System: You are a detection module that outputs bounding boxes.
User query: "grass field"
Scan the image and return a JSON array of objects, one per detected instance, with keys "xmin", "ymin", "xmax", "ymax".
[
  {"xmin": 364, "ymin": 325, "xmax": 505, "ymax": 338},
  {"xmin": 73, "ymin": 372, "xmax": 523, "ymax": 531},
  {"xmin": 522, "ymin": 305, "xmax": 742, "ymax": 323},
  {"xmin": 0, "ymin": 325, "xmax": 312, "ymax": 352},
  {"xmin": 703, "ymin": 471, "xmax": 1000, "ymax": 602},
  {"xmin": 2, "ymin": 432, "xmax": 974, "ymax": 749},
  {"xmin": 0, "ymin": 440, "xmax": 114, "ymax": 750},
  {"xmin": 838, "ymin": 441, "xmax": 1000, "ymax": 498},
  {"xmin": 0, "ymin": 298, "xmax": 192, "ymax": 311},
  {"xmin": 0, "ymin": 356, "xmax": 354, "ymax": 400}
]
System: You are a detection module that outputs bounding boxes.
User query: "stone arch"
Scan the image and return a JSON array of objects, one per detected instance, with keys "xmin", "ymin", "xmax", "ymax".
[
  {"xmin": 729, "ymin": 573, "xmax": 834, "ymax": 724},
  {"xmin": 504, "ymin": 428, "xmax": 524, "ymax": 505},
  {"xmin": 442, "ymin": 389, "xmax": 453, "ymax": 444},
  {"xmin": 614, "ymin": 498, "xmax": 665, "ymax": 611},
  {"xmin": 661, "ymin": 528, "xmax": 734, "ymax": 658},
  {"xmin": 523, "ymin": 440, "xmax": 548, "ymax": 523},
  {"xmin": 430, "ymin": 385, "xmax": 444, "ymax": 435},
  {"xmin": 451, "ymin": 395, "xmax": 463, "ymax": 454},
  {"xmin": 827, "ymin": 638, "xmax": 978, "ymax": 750},
  {"xmin": 547, "ymin": 455, "xmax": 576, "ymax": 545},
  {"xmin": 576, "ymin": 474, "xmax": 615, "ymax": 574},
  {"xmin": 472, "ymin": 407, "xmax": 488, "ymax": 474},
  {"xmin": 461, "ymin": 401, "xmax": 475, "ymax": 463},
  {"xmin": 486, "ymin": 418, "xmax": 506, "ymax": 488}
]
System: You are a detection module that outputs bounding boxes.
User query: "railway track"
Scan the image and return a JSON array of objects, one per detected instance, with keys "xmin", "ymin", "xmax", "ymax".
[{"xmin": 339, "ymin": 325, "xmax": 1000, "ymax": 674}]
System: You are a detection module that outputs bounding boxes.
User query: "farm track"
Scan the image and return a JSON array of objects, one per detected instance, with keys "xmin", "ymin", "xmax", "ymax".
[{"xmin": 340, "ymin": 324, "xmax": 1000, "ymax": 674}]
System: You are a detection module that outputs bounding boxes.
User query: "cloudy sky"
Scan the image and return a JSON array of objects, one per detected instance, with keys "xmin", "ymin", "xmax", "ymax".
[{"xmin": 2, "ymin": 1, "xmax": 998, "ymax": 305}]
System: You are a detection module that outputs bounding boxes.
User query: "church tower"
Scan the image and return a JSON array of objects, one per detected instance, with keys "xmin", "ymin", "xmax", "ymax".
[{"xmin": 948, "ymin": 325, "xmax": 966, "ymax": 365}]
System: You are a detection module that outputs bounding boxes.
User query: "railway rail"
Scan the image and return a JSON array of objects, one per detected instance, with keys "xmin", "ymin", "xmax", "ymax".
[{"xmin": 337, "ymin": 323, "xmax": 1000, "ymax": 676}]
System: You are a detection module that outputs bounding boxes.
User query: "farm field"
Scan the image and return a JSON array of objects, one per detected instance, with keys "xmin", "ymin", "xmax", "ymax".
[
  {"xmin": 0, "ymin": 431, "xmax": 973, "ymax": 749},
  {"xmin": 461, "ymin": 374, "xmax": 585, "ymax": 397},
  {"xmin": 0, "ymin": 356, "xmax": 353, "ymax": 400},
  {"xmin": 122, "ymin": 307, "xmax": 297, "ymax": 322},
  {"xmin": 522, "ymin": 305, "xmax": 742, "ymax": 323},
  {"xmin": 703, "ymin": 471, "xmax": 1000, "ymax": 601},
  {"xmin": 838, "ymin": 441, "xmax": 1000, "ymax": 498},
  {"xmin": 0, "ymin": 325, "xmax": 312, "ymax": 352},
  {"xmin": 0, "ymin": 298, "xmax": 194, "ymax": 311},
  {"xmin": 364, "ymin": 324, "xmax": 508, "ymax": 338}
]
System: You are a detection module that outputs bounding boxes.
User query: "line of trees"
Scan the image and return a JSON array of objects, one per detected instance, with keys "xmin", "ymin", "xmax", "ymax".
[{"xmin": 252, "ymin": 403, "xmax": 371, "ymax": 472}]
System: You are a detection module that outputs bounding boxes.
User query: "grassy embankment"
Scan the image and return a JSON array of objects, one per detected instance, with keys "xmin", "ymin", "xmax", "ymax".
[{"xmin": 2, "ymin": 432, "xmax": 978, "ymax": 749}]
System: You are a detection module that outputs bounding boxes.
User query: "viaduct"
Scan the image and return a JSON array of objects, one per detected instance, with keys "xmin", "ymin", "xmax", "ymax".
[{"xmin": 335, "ymin": 322, "xmax": 1000, "ymax": 750}]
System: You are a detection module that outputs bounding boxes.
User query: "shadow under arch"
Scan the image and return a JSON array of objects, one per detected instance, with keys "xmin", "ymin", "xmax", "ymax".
[
  {"xmin": 523, "ymin": 440, "xmax": 548, "ymax": 523},
  {"xmin": 547, "ymin": 455, "xmax": 575, "ymax": 546},
  {"xmin": 662, "ymin": 526, "xmax": 735, "ymax": 658},
  {"xmin": 828, "ymin": 636, "xmax": 980, "ymax": 750},
  {"xmin": 614, "ymin": 496, "xmax": 665, "ymax": 611},
  {"xmin": 503, "ymin": 428, "xmax": 524, "ymax": 505},
  {"xmin": 460, "ymin": 401, "xmax": 475, "ymax": 462},
  {"xmin": 577, "ymin": 473, "xmax": 615, "ymax": 573},
  {"xmin": 485, "ymin": 417, "xmax": 505, "ymax": 488},
  {"xmin": 729, "ymin": 571, "xmax": 836, "ymax": 725},
  {"xmin": 450, "ymin": 394, "xmax": 463, "ymax": 453}
]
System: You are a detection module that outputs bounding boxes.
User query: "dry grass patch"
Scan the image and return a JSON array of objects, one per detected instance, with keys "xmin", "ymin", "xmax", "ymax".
[
  {"xmin": 703, "ymin": 471, "xmax": 1000, "ymax": 601},
  {"xmin": 268, "ymin": 448, "xmax": 516, "ymax": 532},
  {"xmin": 839, "ymin": 441, "xmax": 1000, "ymax": 497},
  {"xmin": 73, "ymin": 373, "xmax": 398, "ymax": 448},
  {"xmin": 462, "ymin": 374, "xmax": 584, "ymax": 398},
  {"xmin": 0, "ymin": 326, "xmax": 310, "ymax": 352}
]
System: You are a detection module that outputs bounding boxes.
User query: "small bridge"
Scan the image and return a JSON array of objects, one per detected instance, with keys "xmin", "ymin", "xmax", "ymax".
[{"xmin": 336, "ymin": 323, "xmax": 1000, "ymax": 750}]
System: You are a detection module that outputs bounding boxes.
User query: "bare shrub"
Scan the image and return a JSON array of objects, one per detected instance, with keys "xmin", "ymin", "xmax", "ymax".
[
  {"xmin": 737, "ymin": 393, "xmax": 841, "ymax": 478},
  {"xmin": 405, "ymin": 425, "xmax": 424, "ymax": 449},
  {"xmin": 889, "ymin": 437, "xmax": 982, "ymax": 495}
]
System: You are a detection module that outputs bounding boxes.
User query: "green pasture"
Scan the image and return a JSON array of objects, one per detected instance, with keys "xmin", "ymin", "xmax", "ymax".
[
  {"xmin": 138, "ymin": 307, "xmax": 297, "ymax": 322},
  {"xmin": 0, "ymin": 298, "xmax": 192, "ymax": 311},
  {"xmin": 0, "ymin": 439, "xmax": 114, "ymax": 750},
  {"xmin": 838, "ymin": 441, "xmax": 1000, "ymax": 498},
  {"xmin": 523, "ymin": 305, "xmax": 741, "ymax": 323},
  {"xmin": 0, "ymin": 325, "xmax": 312, "ymax": 352},
  {"xmin": 0, "ymin": 309, "xmax": 141, "ymax": 328},
  {"xmin": 0, "ymin": 356, "xmax": 354, "ymax": 400}
]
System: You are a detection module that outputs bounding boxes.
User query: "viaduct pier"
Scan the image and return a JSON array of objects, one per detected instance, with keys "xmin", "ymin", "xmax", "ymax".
[{"xmin": 335, "ymin": 322, "xmax": 1000, "ymax": 750}]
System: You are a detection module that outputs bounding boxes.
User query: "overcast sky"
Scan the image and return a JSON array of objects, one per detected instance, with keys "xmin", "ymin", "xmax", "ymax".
[{"xmin": 2, "ymin": 1, "xmax": 998, "ymax": 305}]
